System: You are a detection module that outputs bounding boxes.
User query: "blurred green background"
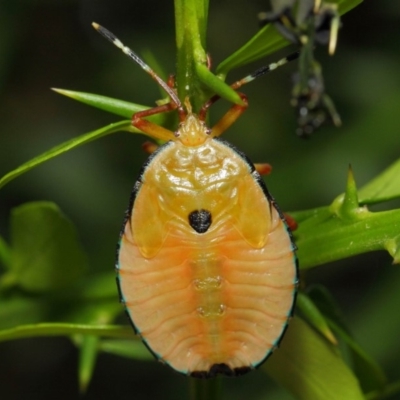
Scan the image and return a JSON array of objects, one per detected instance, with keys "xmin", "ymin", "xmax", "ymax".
[{"xmin": 1, "ymin": 0, "xmax": 400, "ymax": 399}]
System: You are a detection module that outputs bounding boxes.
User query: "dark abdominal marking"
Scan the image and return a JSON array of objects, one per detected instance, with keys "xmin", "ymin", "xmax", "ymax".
[{"xmin": 188, "ymin": 209, "xmax": 212, "ymax": 234}]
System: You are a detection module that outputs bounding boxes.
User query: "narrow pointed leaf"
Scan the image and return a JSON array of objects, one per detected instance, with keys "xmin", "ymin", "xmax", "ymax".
[
  {"xmin": 78, "ymin": 335, "xmax": 99, "ymax": 393},
  {"xmin": 52, "ymin": 89, "xmax": 148, "ymax": 118},
  {"xmin": 196, "ymin": 63, "xmax": 243, "ymax": 105},
  {"xmin": 216, "ymin": 0, "xmax": 363, "ymax": 77},
  {"xmin": 263, "ymin": 316, "xmax": 364, "ymax": 400},
  {"xmin": 0, "ymin": 120, "xmax": 131, "ymax": 190},
  {"xmin": 216, "ymin": 24, "xmax": 289, "ymax": 78},
  {"xmin": 307, "ymin": 286, "xmax": 387, "ymax": 394},
  {"xmin": 306, "ymin": 285, "xmax": 351, "ymax": 335},
  {"xmin": 336, "ymin": 0, "xmax": 364, "ymax": 15},
  {"xmin": 296, "ymin": 292, "xmax": 337, "ymax": 344},
  {"xmin": 8, "ymin": 202, "xmax": 87, "ymax": 292},
  {"xmin": 358, "ymin": 158, "xmax": 400, "ymax": 205}
]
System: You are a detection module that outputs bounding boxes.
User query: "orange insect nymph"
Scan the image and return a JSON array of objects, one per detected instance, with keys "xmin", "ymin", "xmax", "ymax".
[{"xmin": 93, "ymin": 23, "xmax": 298, "ymax": 378}]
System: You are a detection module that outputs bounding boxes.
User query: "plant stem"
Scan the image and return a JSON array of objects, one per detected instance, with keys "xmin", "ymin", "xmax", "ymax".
[
  {"xmin": 189, "ymin": 378, "xmax": 222, "ymax": 400},
  {"xmin": 174, "ymin": 0, "xmax": 209, "ymax": 110},
  {"xmin": 0, "ymin": 323, "xmax": 134, "ymax": 343}
]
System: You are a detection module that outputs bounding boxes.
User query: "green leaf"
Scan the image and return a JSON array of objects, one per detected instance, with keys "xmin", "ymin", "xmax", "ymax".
[
  {"xmin": 296, "ymin": 292, "xmax": 337, "ymax": 345},
  {"xmin": 216, "ymin": 0, "xmax": 363, "ymax": 78},
  {"xmin": 306, "ymin": 285, "xmax": 351, "ymax": 335},
  {"xmin": 335, "ymin": 0, "xmax": 364, "ymax": 15},
  {"xmin": 216, "ymin": 24, "xmax": 291, "ymax": 78},
  {"xmin": 0, "ymin": 120, "xmax": 131, "ymax": 190},
  {"xmin": 358, "ymin": 158, "xmax": 400, "ymax": 205},
  {"xmin": 307, "ymin": 286, "xmax": 387, "ymax": 395},
  {"xmin": 99, "ymin": 339, "xmax": 152, "ymax": 361},
  {"xmin": 196, "ymin": 63, "xmax": 243, "ymax": 105},
  {"xmin": 77, "ymin": 335, "xmax": 99, "ymax": 393},
  {"xmin": 53, "ymin": 89, "xmax": 177, "ymax": 131},
  {"xmin": 0, "ymin": 322, "xmax": 134, "ymax": 343},
  {"xmin": 52, "ymin": 89, "xmax": 148, "ymax": 119},
  {"xmin": 8, "ymin": 202, "xmax": 87, "ymax": 292},
  {"xmin": 263, "ymin": 316, "xmax": 365, "ymax": 400}
]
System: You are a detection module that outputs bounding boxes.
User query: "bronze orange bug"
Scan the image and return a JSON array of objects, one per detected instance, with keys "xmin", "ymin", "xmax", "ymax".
[{"xmin": 93, "ymin": 23, "xmax": 299, "ymax": 378}]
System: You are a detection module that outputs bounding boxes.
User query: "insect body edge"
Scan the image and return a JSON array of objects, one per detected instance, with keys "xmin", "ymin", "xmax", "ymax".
[{"xmin": 117, "ymin": 137, "xmax": 298, "ymax": 377}]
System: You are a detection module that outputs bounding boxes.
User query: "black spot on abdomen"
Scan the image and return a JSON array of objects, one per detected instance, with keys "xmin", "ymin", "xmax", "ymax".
[{"xmin": 188, "ymin": 209, "xmax": 212, "ymax": 234}]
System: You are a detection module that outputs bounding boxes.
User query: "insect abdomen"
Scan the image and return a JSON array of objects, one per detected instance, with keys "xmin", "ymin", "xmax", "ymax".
[{"xmin": 117, "ymin": 140, "xmax": 297, "ymax": 377}]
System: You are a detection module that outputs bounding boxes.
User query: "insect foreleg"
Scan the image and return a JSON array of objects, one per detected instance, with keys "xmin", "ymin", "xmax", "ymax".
[
  {"xmin": 132, "ymin": 103, "xmax": 178, "ymax": 142},
  {"xmin": 208, "ymin": 93, "xmax": 248, "ymax": 137}
]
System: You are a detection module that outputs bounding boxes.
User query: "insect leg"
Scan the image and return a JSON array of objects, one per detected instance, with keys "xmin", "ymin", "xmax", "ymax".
[
  {"xmin": 283, "ymin": 213, "xmax": 298, "ymax": 231},
  {"xmin": 201, "ymin": 52, "xmax": 300, "ymax": 137},
  {"xmin": 132, "ymin": 103, "xmax": 178, "ymax": 142},
  {"xmin": 142, "ymin": 141, "xmax": 159, "ymax": 154},
  {"xmin": 254, "ymin": 163, "xmax": 272, "ymax": 176},
  {"xmin": 208, "ymin": 93, "xmax": 248, "ymax": 137}
]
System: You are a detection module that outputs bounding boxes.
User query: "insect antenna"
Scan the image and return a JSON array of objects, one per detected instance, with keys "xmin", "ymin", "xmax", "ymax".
[
  {"xmin": 199, "ymin": 51, "xmax": 300, "ymax": 121},
  {"xmin": 92, "ymin": 22, "xmax": 183, "ymax": 111},
  {"xmin": 231, "ymin": 51, "xmax": 300, "ymax": 90}
]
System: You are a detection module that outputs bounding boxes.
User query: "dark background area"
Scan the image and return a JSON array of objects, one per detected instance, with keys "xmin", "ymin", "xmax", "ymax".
[{"xmin": 1, "ymin": 1, "xmax": 400, "ymax": 399}]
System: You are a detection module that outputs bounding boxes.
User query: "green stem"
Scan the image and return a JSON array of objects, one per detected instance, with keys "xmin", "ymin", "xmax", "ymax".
[
  {"xmin": 0, "ymin": 323, "xmax": 135, "ymax": 343},
  {"xmin": 174, "ymin": 0, "xmax": 209, "ymax": 109},
  {"xmin": 189, "ymin": 378, "xmax": 222, "ymax": 400}
]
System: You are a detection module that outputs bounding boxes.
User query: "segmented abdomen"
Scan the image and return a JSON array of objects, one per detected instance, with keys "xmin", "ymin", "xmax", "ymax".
[{"xmin": 117, "ymin": 201, "xmax": 297, "ymax": 377}]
